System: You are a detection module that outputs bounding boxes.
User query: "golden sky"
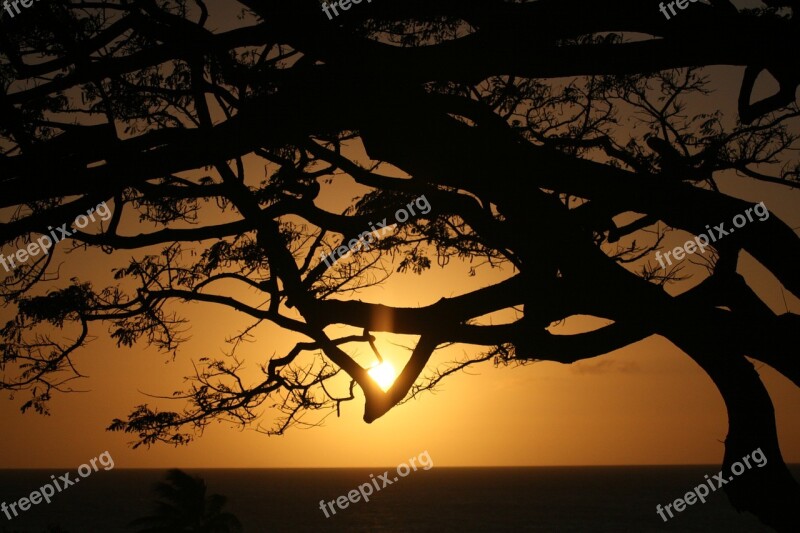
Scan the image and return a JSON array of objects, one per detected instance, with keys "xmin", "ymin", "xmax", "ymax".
[
  {"xmin": 1, "ymin": 2, "xmax": 798, "ymax": 469},
  {"xmin": 2, "ymin": 121, "xmax": 798, "ymax": 470}
]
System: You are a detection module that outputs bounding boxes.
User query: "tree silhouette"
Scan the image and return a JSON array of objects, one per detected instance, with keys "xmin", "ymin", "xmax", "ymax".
[
  {"xmin": 130, "ymin": 469, "xmax": 242, "ymax": 533},
  {"xmin": 1, "ymin": 0, "xmax": 798, "ymax": 529}
]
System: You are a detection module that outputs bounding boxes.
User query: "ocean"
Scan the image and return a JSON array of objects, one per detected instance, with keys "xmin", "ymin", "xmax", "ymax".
[{"xmin": 0, "ymin": 466, "xmax": 791, "ymax": 532}]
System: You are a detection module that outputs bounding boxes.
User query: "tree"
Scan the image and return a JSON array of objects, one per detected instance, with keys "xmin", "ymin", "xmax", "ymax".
[
  {"xmin": 1, "ymin": 0, "xmax": 798, "ymax": 529},
  {"xmin": 130, "ymin": 469, "xmax": 242, "ymax": 533}
]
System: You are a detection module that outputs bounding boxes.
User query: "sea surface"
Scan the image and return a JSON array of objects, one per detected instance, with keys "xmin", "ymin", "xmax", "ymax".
[{"xmin": 0, "ymin": 466, "xmax": 794, "ymax": 532}]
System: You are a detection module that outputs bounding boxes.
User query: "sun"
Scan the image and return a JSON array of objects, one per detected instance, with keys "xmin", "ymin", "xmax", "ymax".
[{"xmin": 368, "ymin": 361, "xmax": 397, "ymax": 392}]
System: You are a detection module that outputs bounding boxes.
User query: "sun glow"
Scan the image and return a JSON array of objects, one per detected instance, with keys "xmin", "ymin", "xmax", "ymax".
[{"xmin": 368, "ymin": 361, "xmax": 397, "ymax": 392}]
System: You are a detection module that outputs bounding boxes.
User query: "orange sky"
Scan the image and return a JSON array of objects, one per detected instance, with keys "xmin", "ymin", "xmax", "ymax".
[
  {"xmin": 2, "ymin": 135, "xmax": 798, "ymax": 469},
  {"xmin": 1, "ymin": 3, "xmax": 798, "ymax": 469}
]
